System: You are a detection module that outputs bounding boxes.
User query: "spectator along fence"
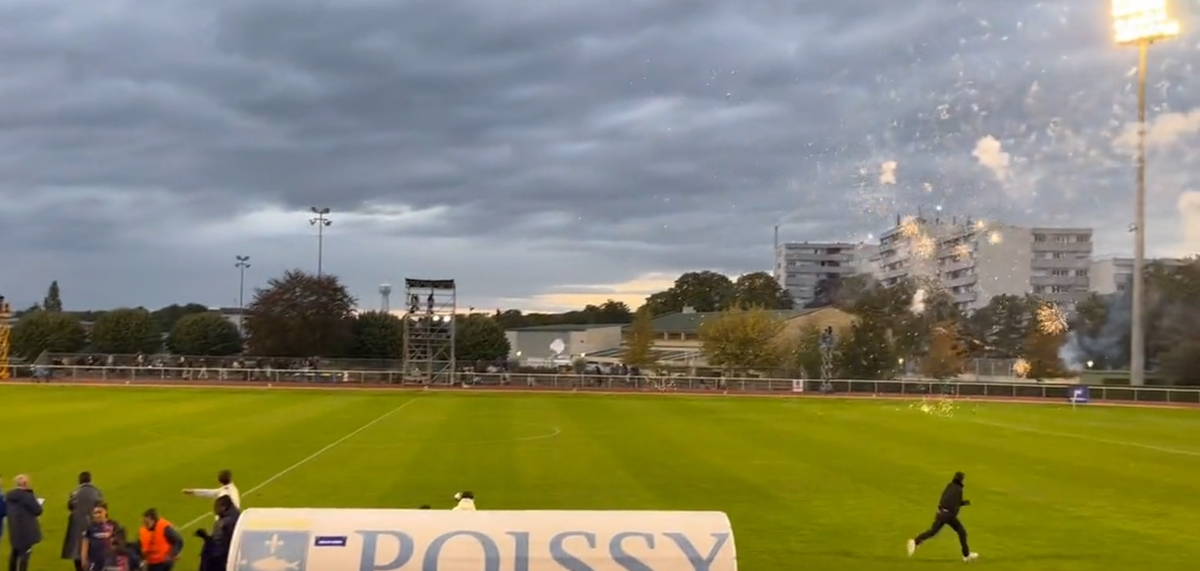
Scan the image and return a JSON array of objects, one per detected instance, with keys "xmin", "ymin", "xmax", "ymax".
[{"xmin": 18, "ymin": 364, "xmax": 1200, "ymax": 405}]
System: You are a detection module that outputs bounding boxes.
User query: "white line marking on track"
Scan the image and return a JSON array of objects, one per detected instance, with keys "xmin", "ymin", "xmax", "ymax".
[
  {"xmin": 967, "ymin": 417, "xmax": 1200, "ymax": 457},
  {"xmin": 179, "ymin": 397, "xmax": 420, "ymax": 529}
]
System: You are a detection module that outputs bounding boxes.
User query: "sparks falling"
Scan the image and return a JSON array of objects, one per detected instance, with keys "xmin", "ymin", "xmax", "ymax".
[{"xmin": 1036, "ymin": 302, "xmax": 1069, "ymax": 335}]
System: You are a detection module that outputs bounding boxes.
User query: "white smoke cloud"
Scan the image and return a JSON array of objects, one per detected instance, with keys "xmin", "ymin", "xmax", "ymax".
[
  {"xmin": 1179, "ymin": 191, "xmax": 1200, "ymax": 248},
  {"xmin": 1114, "ymin": 109, "xmax": 1200, "ymax": 153},
  {"xmin": 972, "ymin": 136, "xmax": 1010, "ymax": 183},
  {"xmin": 879, "ymin": 160, "xmax": 897, "ymax": 185},
  {"xmin": 910, "ymin": 287, "xmax": 926, "ymax": 315}
]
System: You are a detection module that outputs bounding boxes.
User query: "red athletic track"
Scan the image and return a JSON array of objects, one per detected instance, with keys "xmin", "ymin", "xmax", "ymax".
[{"xmin": 6, "ymin": 377, "xmax": 1200, "ymax": 410}]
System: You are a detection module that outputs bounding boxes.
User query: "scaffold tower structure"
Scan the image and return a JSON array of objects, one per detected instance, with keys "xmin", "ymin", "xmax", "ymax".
[
  {"xmin": 402, "ymin": 278, "xmax": 456, "ymax": 383},
  {"xmin": 0, "ymin": 295, "xmax": 12, "ymax": 380}
]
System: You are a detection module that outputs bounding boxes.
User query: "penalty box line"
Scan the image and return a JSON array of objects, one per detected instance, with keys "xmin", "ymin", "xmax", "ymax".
[{"xmin": 179, "ymin": 397, "xmax": 421, "ymax": 529}]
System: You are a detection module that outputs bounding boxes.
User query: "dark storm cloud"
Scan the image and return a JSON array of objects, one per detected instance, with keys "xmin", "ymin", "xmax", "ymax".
[{"xmin": 1, "ymin": 0, "xmax": 1198, "ymax": 310}]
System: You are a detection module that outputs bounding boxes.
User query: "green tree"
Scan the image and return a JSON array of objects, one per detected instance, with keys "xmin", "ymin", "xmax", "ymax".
[
  {"xmin": 642, "ymin": 271, "xmax": 736, "ymax": 315},
  {"xmin": 779, "ymin": 324, "xmax": 824, "ymax": 378},
  {"xmin": 698, "ymin": 308, "xmax": 785, "ymax": 371},
  {"xmin": 732, "ymin": 271, "xmax": 793, "ymax": 309},
  {"xmin": 836, "ymin": 302, "xmax": 896, "ymax": 380},
  {"xmin": 582, "ymin": 300, "xmax": 634, "ymax": 323},
  {"xmin": 455, "ymin": 314, "xmax": 510, "ymax": 363},
  {"xmin": 42, "ymin": 281, "xmax": 63, "ymax": 312},
  {"xmin": 1023, "ymin": 329, "xmax": 1069, "ymax": 379},
  {"xmin": 152, "ymin": 303, "xmax": 212, "ymax": 334},
  {"xmin": 91, "ymin": 308, "xmax": 162, "ymax": 354},
  {"xmin": 920, "ymin": 321, "xmax": 965, "ymax": 379},
  {"xmin": 244, "ymin": 270, "xmax": 357, "ymax": 357},
  {"xmin": 967, "ymin": 294, "xmax": 1032, "ymax": 358},
  {"xmin": 10, "ymin": 311, "xmax": 87, "ymax": 359},
  {"xmin": 350, "ymin": 311, "xmax": 404, "ymax": 359},
  {"xmin": 167, "ymin": 313, "xmax": 243, "ymax": 356},
  {"xmin": 622, "ymin": 307, "xmax": 659, "ymax": 368}
]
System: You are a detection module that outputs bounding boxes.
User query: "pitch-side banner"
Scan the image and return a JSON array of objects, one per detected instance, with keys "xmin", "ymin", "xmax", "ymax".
[{"xmin": 229, "ymin": 508, "xmax": 737, "ymax": 571}]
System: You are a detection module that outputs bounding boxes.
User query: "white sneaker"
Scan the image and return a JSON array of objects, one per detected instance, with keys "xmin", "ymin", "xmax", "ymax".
[
  {"xmin": 964, "ymin": 552, "xmax": 979, "ymax": 562},
  {"xmin": 906, "ymin": 539, "xmax": 916, "ymax": 557}
]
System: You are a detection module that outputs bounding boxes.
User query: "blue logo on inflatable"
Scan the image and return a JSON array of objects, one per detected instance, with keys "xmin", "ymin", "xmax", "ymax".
[
  {"xmin": 354, "ymin": 529, "xmax": 731, "ymax": 571},
  {"xmin": 236, "ymin": 531, "xmax": 311, "ymax": 571}
]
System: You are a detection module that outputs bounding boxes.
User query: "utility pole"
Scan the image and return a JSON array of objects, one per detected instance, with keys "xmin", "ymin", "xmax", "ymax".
[{"xmin": 309, "ymin": 207, "xmax": 332, "ymax": 277}]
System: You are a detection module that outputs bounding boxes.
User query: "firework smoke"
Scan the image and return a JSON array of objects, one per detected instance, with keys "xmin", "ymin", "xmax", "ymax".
[
  {"xmin": 972, "ymin": 135, "xmax": 1010, "ymax": 183},
  {"xmin": 880, "ymin": 160, "xmax": 898, "ymax": 185},
  {"xmin": 911, "ymin": 287, "xmax": 927, "ymax": 315}
]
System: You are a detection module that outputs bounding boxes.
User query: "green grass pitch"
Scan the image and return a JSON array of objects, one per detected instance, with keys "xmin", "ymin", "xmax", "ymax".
[{"xmin": 4, "ymin": 384, "xmax": 1198, "ymax": 570}]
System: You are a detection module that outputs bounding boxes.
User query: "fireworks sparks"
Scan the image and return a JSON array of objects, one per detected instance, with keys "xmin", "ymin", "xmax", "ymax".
[
  {"xmin": 913, "ymin": 235, "xmax": 936, "ymax": 259},
  {"xmin": 1012, "ymin": 358, "xmax": 1031, "ymax": 378},
  {"xmin": 899, "ymin": 215, "xmax": 922, "ymax": 239},
  {"xmin": 1036, "ymin": 302, "xmax": 1069, "ymax": 335},
  {"xmin": 880, "ymin": 160, "xmax": 897, "ymax": 185},
  {"xmin": 988, "ymin": 230, "xmax": 1003, "ymax": 244},
  {"xmin": 952, "ymin": 243, "xmax": 972, "ymax": 258}
]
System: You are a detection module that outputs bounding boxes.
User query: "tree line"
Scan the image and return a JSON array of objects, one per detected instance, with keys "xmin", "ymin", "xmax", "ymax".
[
  {"xmin": 617, "ymin": 260, "xmax": 1200, "ymax": 385},
  {"xmin": 7, "ymin": 272, "xmax": 511, "ymax": 364}
]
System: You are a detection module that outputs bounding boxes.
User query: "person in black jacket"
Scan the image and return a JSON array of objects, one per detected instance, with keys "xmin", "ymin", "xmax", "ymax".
[
  {"xmin": 195, "ymin": 496, "xmax": 239, "ymax": 571},
  {"xmin": 5, "ymin": 475, "xmax": 44, "ymax": 571},
  {"xmin": 907, "ymin": 472, "xmax": 979, "ymax": 562}
]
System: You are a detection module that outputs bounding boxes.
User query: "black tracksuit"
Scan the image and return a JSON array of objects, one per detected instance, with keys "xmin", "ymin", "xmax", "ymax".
[
  {"xmin": 5, "ymin": 488, "xmax": 44, "ymax": 571},
  {"xmin": 913, "ymin": 477, "xmax": 971, "ymax": 557}
]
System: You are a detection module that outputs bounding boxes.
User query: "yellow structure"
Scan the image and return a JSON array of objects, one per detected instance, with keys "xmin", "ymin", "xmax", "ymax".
[{"xmin": 0, "ymin": 295, "xmax": 11, "ymax": 380}]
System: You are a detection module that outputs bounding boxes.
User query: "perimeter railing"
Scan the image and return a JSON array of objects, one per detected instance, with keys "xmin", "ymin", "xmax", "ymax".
[{"xmin": 16, "ymin": 365, "xmax": 1200, "ymax": 405}]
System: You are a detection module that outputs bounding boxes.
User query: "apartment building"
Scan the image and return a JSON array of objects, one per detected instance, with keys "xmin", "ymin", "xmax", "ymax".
[
  {"xmin": 876, "ymin": 215, "xmax": 1092, "ymax": 309},
  {"xmin": 773, "ymin": 242, "xmax": 880, "ymax": 306},
  {"xmin": 1089, "ymin": 256, "xmax": 1186, "ymax": 295}
]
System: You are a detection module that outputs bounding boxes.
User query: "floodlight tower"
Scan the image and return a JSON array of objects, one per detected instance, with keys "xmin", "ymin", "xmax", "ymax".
[
  {"xmin": 235, "ymin": 255, "xmax": 251, "ymax": 335},
  {"xmin": 379, "ymin": 283, "xmax": 392, "ymax": 313},
  {"xmin": 308, "ymin": 207, "xmax": 332, "ymax": 277},
  {"xmin": 402, "ymin": 278, "xmax": 457, "ymax": 383},
  {"xmin": 1112, "ymin": 0, "xmax": 1179, "ymax": 385},
  {"xmin": 0, "ymin": 295, "xmax": 11, "ymax": 380}
]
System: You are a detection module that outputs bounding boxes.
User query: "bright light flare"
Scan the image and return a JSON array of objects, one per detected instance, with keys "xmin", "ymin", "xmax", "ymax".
[{"xmin": 1113, "ymin": 0, "xmax": 1180, "ymax": 45}]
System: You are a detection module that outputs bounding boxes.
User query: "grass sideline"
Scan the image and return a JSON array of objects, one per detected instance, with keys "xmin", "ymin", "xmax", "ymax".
[{"xmin": 4, "ymin": 383, "xmax": 1199, "ymax": 571}]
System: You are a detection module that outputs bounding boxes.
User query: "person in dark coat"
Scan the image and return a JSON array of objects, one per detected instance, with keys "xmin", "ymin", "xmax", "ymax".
[
  {"xmin": 64, "ymin": 472, "xmax": 104, "ymax": 571},
  {"xmin": 5, "ymin": 474, "xmax": 44, "ymax": 571},
  {"xmin": 907, "ymin": 471, "xmax": 979, "ymax": 562},
  {"xmin": 0, "ymin": 476, "xmax": 8, "ymax": 544},
  {"xmin": 195, "ymin": 496, "xmax": 239, "ymax": 571}
]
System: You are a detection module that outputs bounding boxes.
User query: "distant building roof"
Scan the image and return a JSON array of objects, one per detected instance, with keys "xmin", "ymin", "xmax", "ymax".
[
  {"xmin": 643, "ymin": 308, "xmax": 832, "ymax": 333},
  {"xmin": 507, "ymin": 323, "xmax": 627, "ymax": 332}
]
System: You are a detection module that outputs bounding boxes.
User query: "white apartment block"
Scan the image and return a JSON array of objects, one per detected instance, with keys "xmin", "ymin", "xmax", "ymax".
[
  {"xmin": 774, "ymin": 242, "xmax": 880, "ymax": 306},
  {"xmin": 875, "ymin": 215, "xmax": 1092, "ymax": 309},
  {"xmin": 1089, "ymin": 256, "xmax": 1186, "ymax": 295}
]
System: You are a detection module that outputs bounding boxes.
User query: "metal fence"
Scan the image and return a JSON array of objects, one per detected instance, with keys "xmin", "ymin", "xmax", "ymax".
[{"xmin": 18, "ymin": 365, "xmax": 1200, "ymax": 405}]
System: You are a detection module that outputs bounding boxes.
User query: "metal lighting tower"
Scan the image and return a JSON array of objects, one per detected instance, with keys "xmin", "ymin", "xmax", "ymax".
[
  {"xmin": 379, "ymin": 283, "xmax": 392, "ymax": 313},
  {"xmin": 309, "ymin": 207, "xmax": 332, "ymax": 277},
  {"xmin": 0, "ymin": 295, "xmax": 11, "ymax": 380},
  {"xmin": 402, "ymin": 278, "xmax": 457, "ymax": 383},
  {"xmin": 235, "ymin": 255, "xmax": 251, "ymax": 334},
  {"xmin": 1112, "ymin": 0, "xmax": 1179, "ymax": 385}
]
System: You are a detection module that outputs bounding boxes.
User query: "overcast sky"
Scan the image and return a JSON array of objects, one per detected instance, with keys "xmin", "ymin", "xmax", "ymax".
[{"xmin": 1, "ymin": 0, "xmax": 1198, "ymax": 313}]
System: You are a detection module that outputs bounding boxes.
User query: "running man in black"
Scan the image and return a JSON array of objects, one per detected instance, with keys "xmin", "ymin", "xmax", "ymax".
[{"xmin": 907, "ymin": 471, "xmax": 979, "ymax": 562}]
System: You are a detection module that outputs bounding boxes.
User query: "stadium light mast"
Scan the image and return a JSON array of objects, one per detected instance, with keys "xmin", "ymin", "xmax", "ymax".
[
  {"xmin": 235, "ymin": 255, "xmax": 251, "ymax": 335},
  {"xmin": 1112, "ymin": 0, "xmax": 1179, "ymax": 386},
  {"xmin": 309, "ymin": 207, "xmax": 332, "ymax": 277}
]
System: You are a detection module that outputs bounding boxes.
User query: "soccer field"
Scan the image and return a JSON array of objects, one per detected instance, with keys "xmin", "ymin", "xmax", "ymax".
[{"xmin": 5, "ymin": 385, "xmax": 1198, "ymax": 571}]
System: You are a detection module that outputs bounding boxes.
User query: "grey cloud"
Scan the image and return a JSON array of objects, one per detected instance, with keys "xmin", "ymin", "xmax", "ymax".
[{"xmin": 1, "ymin": 0, "xmax": 1198, "ymax": 311}]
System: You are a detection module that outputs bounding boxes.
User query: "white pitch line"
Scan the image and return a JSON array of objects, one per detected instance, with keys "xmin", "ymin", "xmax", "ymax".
[
  {"xmin": 179, "ymin": 398, "xmax": 420, "ymax": 529},
  {"xmin": 968, "ymin": 417, "xmax": 1200, "ymax": 457}
]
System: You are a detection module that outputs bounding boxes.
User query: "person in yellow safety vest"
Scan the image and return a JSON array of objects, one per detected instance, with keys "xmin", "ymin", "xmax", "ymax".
[{"xmin": 138, "ymin": 509, "xmax": 184, "ymax": 571}]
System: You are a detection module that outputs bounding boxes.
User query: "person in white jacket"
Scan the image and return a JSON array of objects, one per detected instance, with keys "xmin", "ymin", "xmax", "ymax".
[
  {"xmin": 452, "ymin": 491, "xmax": 476, "ymax": 511},
  {"xmin": 182, "ymin": 470, "xmax": 241, "ymax": 509}
]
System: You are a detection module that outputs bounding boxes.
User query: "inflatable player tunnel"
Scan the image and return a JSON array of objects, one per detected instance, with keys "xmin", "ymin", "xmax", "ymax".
[{"xmin": 227, "ymin": 508, "xmax": 737, "ymax": 571}]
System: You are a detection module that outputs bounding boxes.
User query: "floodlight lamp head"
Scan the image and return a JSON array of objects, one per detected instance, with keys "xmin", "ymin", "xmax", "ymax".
[
  {"xmin": 323, "ymin": 219, "xmax": 332, "ymax": 226},
  {"xmin": 1112, "ymin": 0, "xmax": 1180, "ymax": 44}
]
